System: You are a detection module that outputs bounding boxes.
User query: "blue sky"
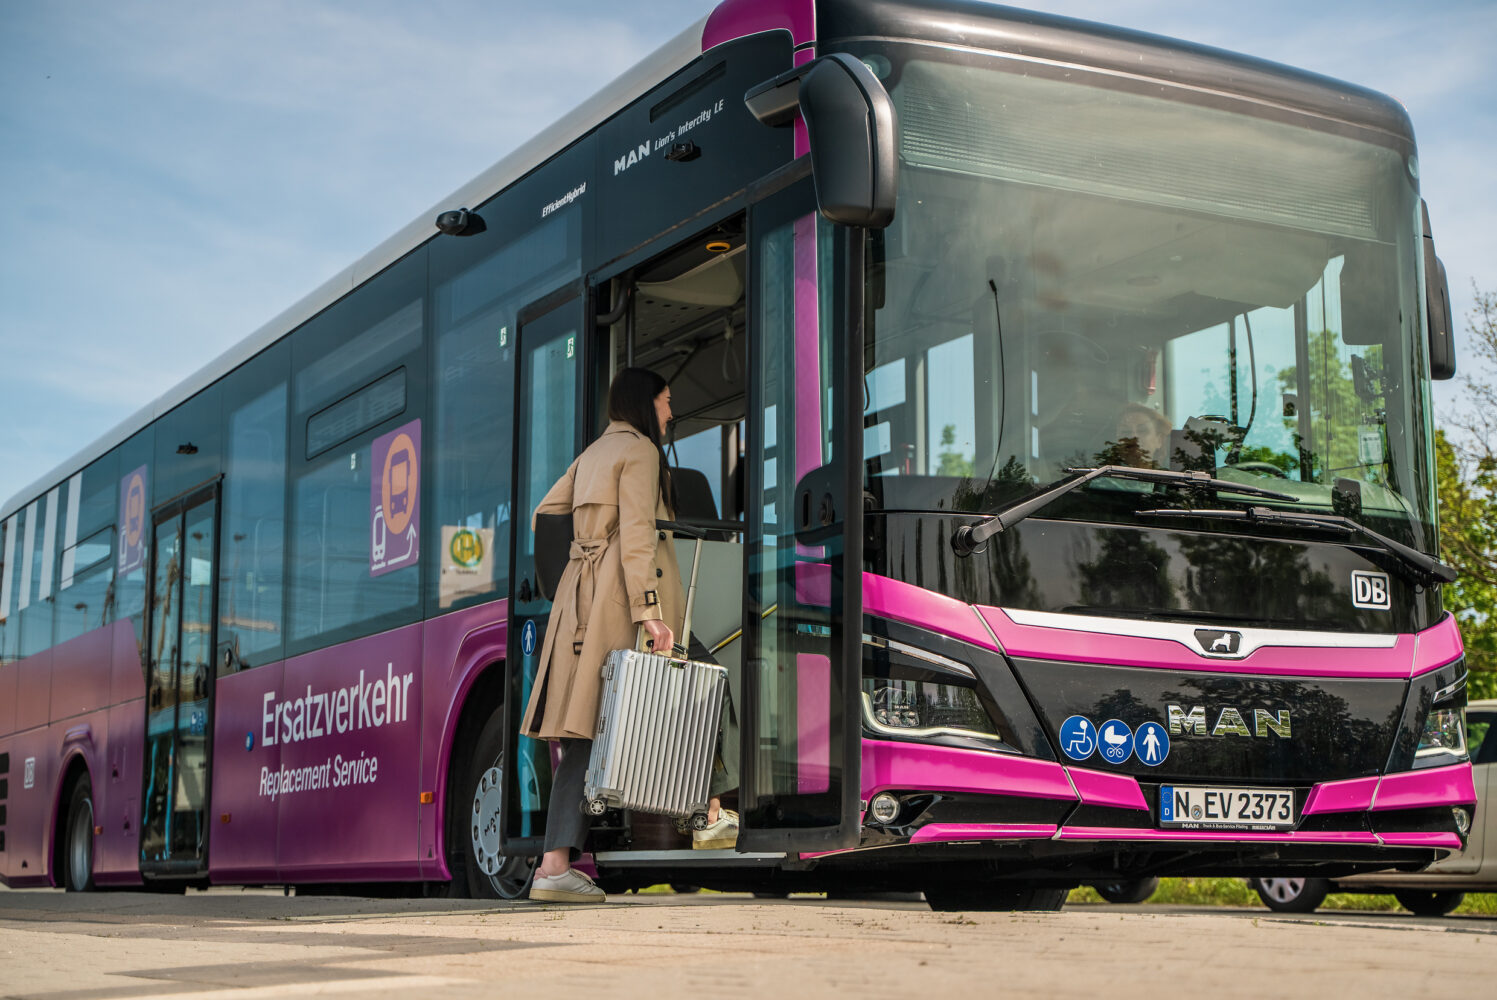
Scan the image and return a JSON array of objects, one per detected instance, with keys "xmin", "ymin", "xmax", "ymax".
[{"xmin": 2, "ymin": 0, "xmax": 1492, "ymax": 505}]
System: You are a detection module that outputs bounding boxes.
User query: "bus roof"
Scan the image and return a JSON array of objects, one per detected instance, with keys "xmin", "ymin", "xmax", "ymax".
[
  {"xmin": 2, "ymin": 15, "xmax": 710, "ymax": 521},
  {"xmin": 5, "ymin": 0, "xmax": 1418, "ymax": 519}
]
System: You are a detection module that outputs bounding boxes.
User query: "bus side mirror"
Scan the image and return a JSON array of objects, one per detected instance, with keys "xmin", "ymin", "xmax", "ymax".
[
  {"xmin": 1421, "ymin": 200, "xmax": 1456, "ymax": 380},
  {"xmin": 745, "ymin": 54, "xmax": 898, "ymax": 229}
]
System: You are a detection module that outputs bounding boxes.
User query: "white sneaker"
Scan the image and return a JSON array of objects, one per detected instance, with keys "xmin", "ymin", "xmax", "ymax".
[
  {"xmin": 693, "ymin": 809, "xmax": 739, "ymax": 851},
  {"xmin": 529, "ymin": 867, "xmax": 606, "ymax": 903}
]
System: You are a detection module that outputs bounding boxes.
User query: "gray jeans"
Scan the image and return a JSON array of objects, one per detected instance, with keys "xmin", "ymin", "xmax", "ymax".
[{"xmin": 542, "ymin": 738, "xmax": 593, "ymax": 862}]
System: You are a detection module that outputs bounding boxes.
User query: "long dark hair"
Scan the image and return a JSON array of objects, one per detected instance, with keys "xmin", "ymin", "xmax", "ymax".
[{"xmin": 607, "ymin": 366, "xmax": 673, "ymax": 512}]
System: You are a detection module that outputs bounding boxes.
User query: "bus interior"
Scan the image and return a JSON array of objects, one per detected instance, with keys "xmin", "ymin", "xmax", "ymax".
[{"xmin": 595, "ymin": 216, "xmax": 750, "ymax": 852}]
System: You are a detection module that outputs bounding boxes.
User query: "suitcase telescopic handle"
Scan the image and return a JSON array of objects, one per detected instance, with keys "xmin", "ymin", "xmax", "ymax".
[{"xmin": 655, "ymin": 519, "xmax": 706, "ymax": 539}]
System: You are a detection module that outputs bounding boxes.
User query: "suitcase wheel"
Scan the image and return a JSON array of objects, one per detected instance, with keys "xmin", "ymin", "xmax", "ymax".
[
  {"xmin": 689, "ymin": 812, "xmax": 709, "ymax": 831},
  {"xmin": 584, "ymin": 798, "xmax": 609, "ymax": 817}
]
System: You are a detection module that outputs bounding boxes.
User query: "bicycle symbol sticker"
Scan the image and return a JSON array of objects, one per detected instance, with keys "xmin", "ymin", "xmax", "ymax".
[
  {"xmin": 1059, "ymin": 715, "xmax": 1097, "ymax": 761},
  {"xmin": 1098, "ymin": 720, "xmax": 1134, "ymax": 764}
]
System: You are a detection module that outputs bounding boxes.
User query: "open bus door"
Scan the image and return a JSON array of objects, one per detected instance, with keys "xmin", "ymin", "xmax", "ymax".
[
  {"xmin": 737, "ymin": 177, "xmax": 864, "ymax": 853},
  {"xmin": 499, "ymin": 287, "xmax": 586, "ymax": 857}
]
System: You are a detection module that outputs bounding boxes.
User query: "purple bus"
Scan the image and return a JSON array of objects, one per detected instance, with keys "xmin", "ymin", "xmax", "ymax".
[{"xmin": 0, "ymin": 0, "xmax": 1475, "ymax": 911}]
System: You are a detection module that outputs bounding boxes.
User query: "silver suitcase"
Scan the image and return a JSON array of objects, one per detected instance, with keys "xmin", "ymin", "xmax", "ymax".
[{"xmin": 583, "ymin": 523, "xmax": 725, "ymax": 827}]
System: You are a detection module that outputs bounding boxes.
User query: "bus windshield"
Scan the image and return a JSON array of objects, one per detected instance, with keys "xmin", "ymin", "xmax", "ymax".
[{"xmin": 861, "ymin": 49, "xmax": 1434, "ymax": 550}]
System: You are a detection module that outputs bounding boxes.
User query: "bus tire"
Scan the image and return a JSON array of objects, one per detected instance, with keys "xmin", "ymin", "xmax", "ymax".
[
  {"xmin": 64, "ymin": 773, "xmax": 97, "ymax": 892},
  {"xmin": 1094, "ymin": 877, "xmax": 1159, "ymax": 904},
  {"xmin": 1393, "ymin": 889, "xmax": 1464, "ymax": 917},
  {"xmin": 461, "ymin": 708, "xmax": 536, "ymax": 900},
  {"xmin": 924, "ymin": 884, "xmax": 1068, "ymax": 912},
  {"xmin": 1250, "ymin": 877, "xmax": 1329, "ymax": 913}
]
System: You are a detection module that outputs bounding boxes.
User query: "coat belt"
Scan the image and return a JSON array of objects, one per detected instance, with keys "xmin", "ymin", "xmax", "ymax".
[{"xmin": 566, "ymin": 535, "xmax": 612, "ymax": 645}]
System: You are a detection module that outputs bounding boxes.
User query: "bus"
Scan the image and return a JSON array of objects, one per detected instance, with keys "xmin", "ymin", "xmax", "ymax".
[{"xmin": 0, "ymin": 0, "xmax": 1476, "ymax": 911}]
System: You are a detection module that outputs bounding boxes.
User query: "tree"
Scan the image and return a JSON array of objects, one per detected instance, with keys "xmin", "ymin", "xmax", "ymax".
[{"xmin": 1438, "ymin": 285, "xmax": 1497, "ymax": 700}]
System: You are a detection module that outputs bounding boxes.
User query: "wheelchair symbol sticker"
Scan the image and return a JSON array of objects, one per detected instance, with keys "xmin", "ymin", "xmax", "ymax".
[
  {"xmin": 521, "ymin": 619, "xmax": 538, "ymax": 657},
  {"xmin": 1059, "ymin": 715, "xmax": 1096, "ymax": 761},
  {"xmin": 1098, "ymin": 720, "xmax": 1134, "ymax": 764}
]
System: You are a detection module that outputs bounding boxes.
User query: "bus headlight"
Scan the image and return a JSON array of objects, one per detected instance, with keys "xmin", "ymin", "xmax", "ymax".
[
  {"xmin": 1415, "ymin": 706, "xmax": 1467, "ymax": 762},
  {"xmin": 860, "ymin": 634, "xmax": 1002, "ymax": 744}
]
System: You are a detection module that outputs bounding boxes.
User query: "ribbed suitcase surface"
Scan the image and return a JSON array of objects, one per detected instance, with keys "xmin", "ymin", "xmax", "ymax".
[{"xmin": 584, "ymin": 649, "xmax": 726, "ymax": 822}]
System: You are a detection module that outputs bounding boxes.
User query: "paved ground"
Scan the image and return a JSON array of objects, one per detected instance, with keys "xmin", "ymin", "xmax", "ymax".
[{"xmin": 1, "ymin": 886, "xmax": 1493, "ymax": 999}]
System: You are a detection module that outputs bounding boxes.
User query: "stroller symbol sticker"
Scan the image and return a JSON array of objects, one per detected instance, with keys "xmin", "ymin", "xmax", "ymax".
[
  {"xmin": 1059, "ymin": 715, "xmax": 1096, "ymax": 761},
  {"xmin": 1099, "ymin": 720, "xmax": 1134, "ymax": 763}
]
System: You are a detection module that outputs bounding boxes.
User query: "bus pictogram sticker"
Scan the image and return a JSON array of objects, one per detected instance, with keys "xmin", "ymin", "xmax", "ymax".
[{"xmin": 370, "ymin": 420, "xmax": 421, "ymax": 577}]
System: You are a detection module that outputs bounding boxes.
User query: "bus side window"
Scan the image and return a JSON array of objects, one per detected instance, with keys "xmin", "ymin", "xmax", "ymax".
[{"xmin": 220, "ymin": 371, "xmax": 288, "ymax": 672}]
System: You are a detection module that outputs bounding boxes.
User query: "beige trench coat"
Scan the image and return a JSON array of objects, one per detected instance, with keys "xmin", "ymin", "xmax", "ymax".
[{"xmin": 519, "ymin": 421, "xmax": 685, "ymax": 741}]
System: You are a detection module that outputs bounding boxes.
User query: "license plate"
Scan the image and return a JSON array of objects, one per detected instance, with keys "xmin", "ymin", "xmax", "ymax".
[{"xmin": 1159, "ymin": 785, "xmax": 1296, "ymax": 831}]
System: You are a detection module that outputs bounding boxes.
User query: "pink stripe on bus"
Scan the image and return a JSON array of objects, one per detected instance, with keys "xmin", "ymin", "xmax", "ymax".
[
  {"xmin": 1412, "ymin": 614, "xmax": 1464, "ymax": 676},
  {"xmin": 1377, "ymin": 832, "xmax": 1464, "ymax": 849},
  {"xmin": 1301, "ymin": 775, "xmax": 1380, "ymax": 815},
  {"xmin": 863, "ymin": 739, "xmax": 1076, "ymax": 802},
  {"xmin": 1065, "ymin": 767, "xmax": 1148, "ymax": 812},
  {"xmin": 797, "ymin": 653, "xmax": 831, "ymax": 795},
  {"xmin": 910, "ymin": 823, "xmax": 1057, "ymax": 844},
  {"xmin": 862, "ymin": 573, "xmax": 1002, "ymax": 651},
  {"xmin": 702, "ymin": 0, "xmax": 815, "ymax": 52},
  {"xmin": 1373, "ymin": 763, "xmax": 1476, "ymax": 811},
  {"xmin": 1057, "ymin": 828, "xmax": 1381, "ymax": 845},
  {"xmin": 978, "ymin": 606, "xmax": 1419, "ymax": 679},
  {"xmin": 792, "ymin": 212, "xmax": 820, "ymax": 482}
]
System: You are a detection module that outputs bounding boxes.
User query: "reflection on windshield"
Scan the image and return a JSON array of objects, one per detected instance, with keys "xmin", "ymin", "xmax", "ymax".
[{"xmin": 863, "ymin": 55, "xmax": 1431, "ymax": 546}]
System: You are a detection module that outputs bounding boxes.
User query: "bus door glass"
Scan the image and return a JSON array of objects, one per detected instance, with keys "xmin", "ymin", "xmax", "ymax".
[
  {"xmin": 141, "ymin": 487, "xmax": 218, "ymax": 871},
  {"xmin": 501, "ymin": 292, "xmax": 583, "ymax": 853},
  {"xmin": 739, "ymin": 179, "xmax": 863, "ymax": 851}
]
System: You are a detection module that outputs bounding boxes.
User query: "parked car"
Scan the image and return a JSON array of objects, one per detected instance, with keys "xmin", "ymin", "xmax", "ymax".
[{"xmin": 1251, "ymin": 699, "xmax": 1495, "ymax": 916}]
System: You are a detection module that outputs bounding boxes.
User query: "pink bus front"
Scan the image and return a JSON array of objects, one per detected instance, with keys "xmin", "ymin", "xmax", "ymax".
[{"xmin": 0, "ymin": 0, "xmax": 1474, "ymax": 911}]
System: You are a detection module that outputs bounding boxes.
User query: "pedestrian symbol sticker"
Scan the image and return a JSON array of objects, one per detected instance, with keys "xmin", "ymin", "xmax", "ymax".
[
  {"xmin": 1099, "ymin": 720, "xmax": 1134, "ymax": 764},
  {"xmin": 521, "ymin": 619, "xmax": 538, "ymax": 657},
  {"xmin": 1059, "ymin": 715, "xmax": 1096, "ymax": 761},
  {"xmin": 370, "ymin": 419, "xmax": 421, "ymax": 577},
  {"xmin": 1135, "ymin": 721, "xmax": 1170, "ymax": 766}
]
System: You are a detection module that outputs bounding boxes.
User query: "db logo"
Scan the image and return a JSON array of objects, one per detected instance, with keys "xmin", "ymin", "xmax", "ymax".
[{"xmin": 1351, "ymin": 570, "xmax": 1391, "ymax": 610}]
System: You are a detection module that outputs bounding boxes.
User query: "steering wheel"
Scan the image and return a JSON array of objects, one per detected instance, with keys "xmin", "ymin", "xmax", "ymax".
[{"xmin": 1228, "ymin": 461, "xmax": 1290, "ymax": 479}]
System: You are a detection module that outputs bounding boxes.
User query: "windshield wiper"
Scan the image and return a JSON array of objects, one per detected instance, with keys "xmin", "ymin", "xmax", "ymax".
[
  {"xmin": 951, "ymin": 465, "xmax": 1299, "ymax": 557},
  {"xmin": 1137, "ymin": 506, "xmax": 1456, "ymax": 586}
]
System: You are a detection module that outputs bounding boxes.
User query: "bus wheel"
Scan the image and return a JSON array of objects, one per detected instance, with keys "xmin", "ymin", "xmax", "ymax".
[
  {"xmin": 1250, "ymin": 877, "xmax": 1329, "ymax": 913},
  {"xmin": 64, "ymin": 774, "xmax": 97, "ymax": 892},
  {"xmin": 924, "ymin": 884, "xmax": 1068, "ymax": 912},
  {"xmin": 462, "ymin": 709, "xmax": 536, "ymax": 900},
  {"xmin": 1094, "ymin": 877, "xmax": 1159, "ymax": 904},
  {"xmin": 1393, "ymin": 890, "xmax": 1464, "ymax": 917}
]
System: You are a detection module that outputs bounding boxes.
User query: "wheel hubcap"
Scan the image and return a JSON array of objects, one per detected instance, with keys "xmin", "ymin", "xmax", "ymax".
[
  {"xmin": 1261, "ymin": 878, "xmax": 1303, "ymax": 903},
  {"xmin": 469, "ymin": 758, "xmax": 534, "ymax": 897}
]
